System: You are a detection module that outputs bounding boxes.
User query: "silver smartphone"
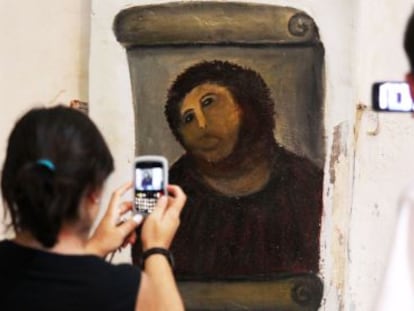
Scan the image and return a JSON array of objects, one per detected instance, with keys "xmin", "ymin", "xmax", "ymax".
[
  {"xmin": 372, "ymin": 81, "xmax": 414, "ymax": 112},
  {"xmin": 134, "ymin": 155, "xmax": 168, "ymax": 216}
]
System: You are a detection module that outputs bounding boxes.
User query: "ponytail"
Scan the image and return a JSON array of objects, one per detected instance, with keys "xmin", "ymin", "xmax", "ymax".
[{"xmin": 13, "ymin": 162, "xmax": 61, "ymax": 247}]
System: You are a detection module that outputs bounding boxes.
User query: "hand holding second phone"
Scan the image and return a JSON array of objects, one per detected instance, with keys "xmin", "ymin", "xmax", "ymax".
[{"xmin": 141, "ymin": 185, "xmax": 186, "ymax": 251}]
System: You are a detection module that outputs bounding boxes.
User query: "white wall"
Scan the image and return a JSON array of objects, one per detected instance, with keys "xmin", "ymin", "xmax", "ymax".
[
  {"xmin": 2, "ymin": 0, "xmax": 414, "ymax": 310},
  {"xmin": 0, "ymin": 0, "xmax": 91, "ymax": 239},
  {"xmin": 350, "ymin": 2, "xmax": 414, "ymax": 310}
]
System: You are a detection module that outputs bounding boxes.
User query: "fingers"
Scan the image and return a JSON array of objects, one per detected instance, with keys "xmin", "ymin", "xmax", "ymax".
[
  {"xmin": 166, "ymin": 185, "xmax": 187, "ymax": 216},
  {"xmin": 117, "ymin": 214, "xmax": 143, "ymax": 241},
  {"xmin": 140, "ymin": 184, "xmax": 186, "ymax": 250},
  {"xmin": 150, "ymin": 185, "xmax": 186, "ymax": 219},
  {"xmin": 147, "ymin": 184, "xmax": 186, "ymax": 234},
  {"xmin": 107, "ymin": 182, "xmax": 133, "ymax": 217},
  {"xmin": 150, "ymin": 196, "xmax": 168, "ymax": 218},
  {"xmin": 118, "ymin": 201, "xmax": 133, "ymax": 215},
  {"xmin": 166, "ymin": 184, "xmax": 186, "ymax": 201},
  {"xmin": 120, "ymin": 213, "xmax": 143, "ymax": 230},
  {"xmin": 114, "ymin": 201, "xmax": 133, "ymax": 225},
  {"xmin": 120, "ymin": 213, "xmax": 142, "ymax": 249},
  {"xmin": 88, "ymin": 182, "xmax": 140, "ymax": 257},
  {"xmin": 132, "ymin": 213, "xmax": 144, "ymax": 225},
  {"xmin": 122, "ymin": 231, "xmax": 137, "ymax": 248}
]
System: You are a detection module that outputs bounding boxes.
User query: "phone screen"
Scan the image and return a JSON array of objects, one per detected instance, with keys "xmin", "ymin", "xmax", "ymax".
[
  {"xmin": 135, "ymin": 161, "xmax": 166, "ymax": 214},
  {"xmin": 372, "ymin": 82, "xmax": 414, "ymax": 112}
]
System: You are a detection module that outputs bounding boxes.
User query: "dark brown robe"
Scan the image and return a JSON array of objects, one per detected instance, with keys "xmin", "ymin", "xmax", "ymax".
[{"xmin": 132, "ymin": 143, "xmax": 323, "ymax": 281}]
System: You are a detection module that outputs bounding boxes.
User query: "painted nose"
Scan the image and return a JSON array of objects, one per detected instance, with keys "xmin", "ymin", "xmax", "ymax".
[{"xmin": 195, "ymin": 110, "xmax": 207, "ymax": 129}]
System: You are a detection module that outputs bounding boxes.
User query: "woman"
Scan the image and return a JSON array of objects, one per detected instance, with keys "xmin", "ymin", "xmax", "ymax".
[
  {"xmin": 133, "ymin": 60, "xmax": 323, "ymax": 280},
  {"xmin": 0, "ymin": 105, "xmax": 186, "ymax": 310}
]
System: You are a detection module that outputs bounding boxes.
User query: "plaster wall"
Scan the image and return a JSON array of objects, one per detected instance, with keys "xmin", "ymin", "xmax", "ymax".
[
  {"xmin": 0, "ymin": 0, "xmax": 91, "ymax": 238},
  {"xmin": 350, "ymin": 1, "xmax": 414, "ymax": 310}
]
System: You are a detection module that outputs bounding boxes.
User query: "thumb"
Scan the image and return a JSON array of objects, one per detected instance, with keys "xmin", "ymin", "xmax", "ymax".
[
  {"xmin": 119, "ymin": 213, "xmax": 144, "ymax": 236},
  {"xmin": 132, "ymin": 213, "xmax": 144, "ymax": 226},
  {"xmin": 151, "ymin": 196, "xmax": 168, "ymax": 217}
]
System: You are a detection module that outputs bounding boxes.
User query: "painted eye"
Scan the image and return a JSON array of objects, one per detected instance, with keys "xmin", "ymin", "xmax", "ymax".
[
  {"xmin": 183, "ymin": 112, "xmax": 195, "ymax": 124},
  {"xmin": 201, "ymin": 96, "xmax": 214, "ymax": 107}
]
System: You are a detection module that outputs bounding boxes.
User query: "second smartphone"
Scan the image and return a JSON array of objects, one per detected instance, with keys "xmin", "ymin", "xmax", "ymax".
[{"xmin": 134, "ymin": 155, "xmax": 168, "ymax": 216}]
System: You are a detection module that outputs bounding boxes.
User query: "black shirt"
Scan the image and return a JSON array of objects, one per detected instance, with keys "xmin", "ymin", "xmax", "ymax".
[{"xmin": 0, "ymin": 240, "xmax": 140, "ymax": 311}]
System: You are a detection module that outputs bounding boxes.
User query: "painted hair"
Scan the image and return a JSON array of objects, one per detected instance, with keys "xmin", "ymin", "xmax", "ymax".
[
  {"xmin": 165, "ymin": 60, "xmax": 276, "ymax": 149},
  {"xmin": 404, "ymin": 10, "xmax": 414, "ymax": 72},
  {"xmin": 1, "ymin": 105, "xmax": 114, "ymax": 247}
]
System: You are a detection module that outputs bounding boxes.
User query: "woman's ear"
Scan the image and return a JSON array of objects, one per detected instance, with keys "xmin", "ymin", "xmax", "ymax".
[
  {"xmin": 87, "ymin": 190, "xmax": 102, "ymax": 205},
  {"xmin": 82, "ymin": 186, "xmax": 103, "ymax": 210},
  {"xmin": 87, "ymin": 189, "xmax": 103, "ymax": 220},
  {"xmin": 77, "ymin": 188, "xmax": 102, "ymax": 227}
]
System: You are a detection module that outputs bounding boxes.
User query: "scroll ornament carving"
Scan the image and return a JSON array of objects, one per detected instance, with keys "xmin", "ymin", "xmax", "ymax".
[{"xmin": 288, "ymin": 13, "xmax": 315, "ymax": 37}]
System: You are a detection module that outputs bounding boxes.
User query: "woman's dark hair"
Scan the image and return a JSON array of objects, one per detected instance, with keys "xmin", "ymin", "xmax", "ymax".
[
  {"xmin": 165, "ymin": 60, "xmax": 276, "ymax": 150},
  {"xmin": 1, "ymin": 105, "xmax": 114, "ymax": 248}
]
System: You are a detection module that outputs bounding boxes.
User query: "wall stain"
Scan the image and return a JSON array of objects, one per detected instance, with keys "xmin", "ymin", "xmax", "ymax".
[
  {"xmin": 329, "ymin": 122, "xmax": 348, "ymax": 184},
  {"xmin": 328, "ymin": 121, "xmax": 351, "ymax": 311}
]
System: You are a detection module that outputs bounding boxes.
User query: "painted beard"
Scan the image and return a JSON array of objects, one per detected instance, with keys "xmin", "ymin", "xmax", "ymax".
[{"xmin": 189, "ymin": 123, "xmax": 276, "ymax": 177}]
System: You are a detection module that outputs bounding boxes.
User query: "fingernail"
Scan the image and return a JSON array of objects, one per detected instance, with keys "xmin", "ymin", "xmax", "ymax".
[{"xmin": 132, "ymin": 214, "xmax": 143, "ymax": 224}]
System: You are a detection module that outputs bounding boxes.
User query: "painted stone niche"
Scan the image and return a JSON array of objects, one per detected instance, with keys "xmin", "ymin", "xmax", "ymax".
[{"xmin": 114, "ymin": 2, "xmax": 325, "ymax": 310}]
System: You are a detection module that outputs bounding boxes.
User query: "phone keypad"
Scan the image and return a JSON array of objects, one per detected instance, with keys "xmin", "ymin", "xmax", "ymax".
[{"xmin": 135, "ymin": 197, "xmax": 157, "ymax": 213}]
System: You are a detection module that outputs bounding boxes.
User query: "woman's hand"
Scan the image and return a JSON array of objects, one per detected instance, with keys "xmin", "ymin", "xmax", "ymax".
[
  {"xmin": 141, "ymin": 185, "xmax": 186, "ymax": 251},
  {"xmin": 87, "ymin": 182, "xmax": 143, "ymax": 257},
  {"xmin": 136, "ymin": 185, "xmax": 186, "ymax": 311}
]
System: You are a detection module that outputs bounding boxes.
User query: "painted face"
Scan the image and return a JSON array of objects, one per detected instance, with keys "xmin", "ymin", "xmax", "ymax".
[{"xmin": 178, "ymin": 83, "xmax": 242, "ymax": 163}]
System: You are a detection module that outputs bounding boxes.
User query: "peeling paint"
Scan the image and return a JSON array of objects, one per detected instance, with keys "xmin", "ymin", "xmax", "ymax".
[
  {"xmin": 326, "ymin": 121, "xmax": 352, "ymax": 311},
  {"xmin": 329, "ymin": 122, "xmax": 348, "ymax": 184}
]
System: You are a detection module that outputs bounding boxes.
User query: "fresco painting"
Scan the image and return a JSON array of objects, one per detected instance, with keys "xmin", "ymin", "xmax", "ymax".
[
  {"xmin": 114, "ymin": 2, "xmax": 325, "ymax": 310},
  {"xmin": 162, "ymin": 60, "xmax": 323, "ymax": 279}
]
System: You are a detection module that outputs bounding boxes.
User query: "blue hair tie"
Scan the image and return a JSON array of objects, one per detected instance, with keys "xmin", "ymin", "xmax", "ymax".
[{"xmin": 36, "ymin": 159, "xmax": 55, "ymax": 171}]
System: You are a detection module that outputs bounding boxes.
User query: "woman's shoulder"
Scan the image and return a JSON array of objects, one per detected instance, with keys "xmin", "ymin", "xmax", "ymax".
[
  {"xmin": 0, "ymin": 242, "xmax": 140, "ymax": 310},
  {"xmin": 0, "ymin": 240, "xmax": 27, "ymax": 266},
  {"xmin": 0, "ymin": 240, "xmax": 140, "ymax": 307},
  {"xmin": 0, "ymin": 240, "xmax": 139, "ymax": 279}
]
